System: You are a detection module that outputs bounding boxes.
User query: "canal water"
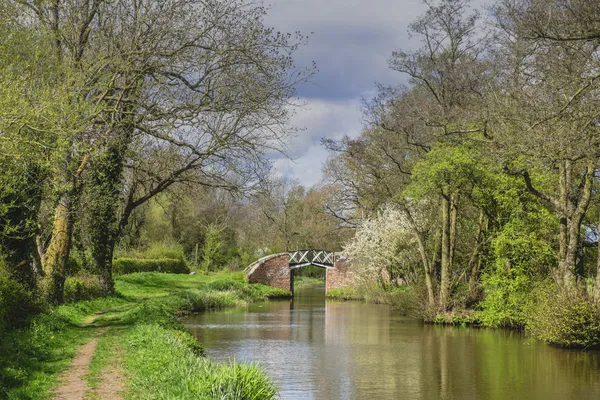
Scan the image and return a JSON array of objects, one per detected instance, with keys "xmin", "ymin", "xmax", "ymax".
[{"xmin": 183, "ymin": 285, "xmax": 600, "ymax": 399}]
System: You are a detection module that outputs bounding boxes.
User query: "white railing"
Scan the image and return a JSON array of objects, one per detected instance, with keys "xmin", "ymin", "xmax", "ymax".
[{"xmin": 288, "ymin": 250, "xmax": 334, "ymax": 269}]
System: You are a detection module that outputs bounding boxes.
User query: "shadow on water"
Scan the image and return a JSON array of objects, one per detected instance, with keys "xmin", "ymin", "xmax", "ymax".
[{"xmin": 183, "ymin": 284, "xmax": 600, "ymax": 400}]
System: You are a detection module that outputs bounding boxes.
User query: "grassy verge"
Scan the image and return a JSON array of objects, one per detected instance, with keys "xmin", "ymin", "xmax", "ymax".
[
  {"xmin": 326, "ymin": 285, "xmax": 421, "ymax": 317},
  {"xmin": 325, "ymin": 287, "xmax": 364, "ymax": 301},
  {"xmin": 293, "ymin": 276, "xmax": 324, "ymax": 289},
  {"xmin": 1, "ymin": 272, "xmax": 288, "ymax": 399}
]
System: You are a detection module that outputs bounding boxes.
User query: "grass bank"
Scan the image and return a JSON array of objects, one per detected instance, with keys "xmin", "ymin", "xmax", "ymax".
[
  {"xmin": 326, "ymin": 285, "xmax": 415, "ymax": 308},
  {"xmin": 0, "ymin": 272, "xmax": 288, "ymax": 399},
  {"xmin": 293, "ymin": 276, "xmax": 324, "ymax": 289}
]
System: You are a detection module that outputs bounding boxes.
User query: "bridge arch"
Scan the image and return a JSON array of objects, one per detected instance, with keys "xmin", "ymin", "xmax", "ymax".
[{"xmin": 245, "ymin": 250, "xmax": 354, "ymax": 294}]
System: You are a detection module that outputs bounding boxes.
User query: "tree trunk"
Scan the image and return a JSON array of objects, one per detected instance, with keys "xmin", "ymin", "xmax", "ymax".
[
  {"xmin": 468, "ymin": 210, "xmax": 486, "ymax": 294},
  {"xmin": 449, "ymin": 193, "xmax": 458, "ymax": 269},
  {"xmin": 44, "ymin": 192, "xmax": 74, "ymax": 304},
  {"xmin": 439, "ymin": 195, "xmax": 452, "ymax": 311},
  {"xmin": 403, "ymin": 203, "xmax": 435, "ymax": 306},
  {"xmin": 415, "ymin": 231, "xmax": 435, "ymax": 306},
  {"xmin": 88, "ymin": 141, "xmax": 129, "ymax": 295},
  {"xmin": 594, "ymin": 211, "xmax": 600, "ymax": 304},
  {"xmin": 555, "ymin": 159, "xmax": 594, "ymax": 289}
]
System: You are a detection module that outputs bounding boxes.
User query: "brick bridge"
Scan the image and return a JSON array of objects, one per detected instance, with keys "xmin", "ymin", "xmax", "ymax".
[{"xmin": 245, "ymin": 250, "xmax": 354, "ymax": 294}]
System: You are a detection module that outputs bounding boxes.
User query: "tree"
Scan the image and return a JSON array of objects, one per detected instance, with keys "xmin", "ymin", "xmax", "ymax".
[
  {"xmin": 491, "ymin": 0, "xmax": 600, "ymax": 288},
  {"xmin": 9, "ymin": 0, "xmax": 312, "ymax": 302}
]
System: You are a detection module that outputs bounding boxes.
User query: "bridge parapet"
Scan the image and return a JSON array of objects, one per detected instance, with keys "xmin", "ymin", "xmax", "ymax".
[
  {"xmin": 245, "ymin": 251, "xmax": 354, "ymax": 294},
  {"xmin": 245, "ymin": 253, "xmax": 291, "ymax": 292}
]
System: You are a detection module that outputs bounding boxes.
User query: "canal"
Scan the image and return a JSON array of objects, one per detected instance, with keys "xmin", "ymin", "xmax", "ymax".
[{"xmin": 183, "ymin": 285, "xmax": 600, "ymax": 399}]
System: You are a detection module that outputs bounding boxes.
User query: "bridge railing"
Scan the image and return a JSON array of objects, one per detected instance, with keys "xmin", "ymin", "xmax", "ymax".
[{"xmin": 288, "ymin": 249, "xmax": 334, "ymax": 268}]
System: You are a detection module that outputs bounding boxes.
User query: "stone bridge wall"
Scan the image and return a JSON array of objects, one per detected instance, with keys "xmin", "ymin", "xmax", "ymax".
[
  {"xmin": 246, "ymin": 253, "xmax": 354, "ymax": 293},
  {"xmin": 326, "ymin": 257, "xmax": 355, "ymax": 292},
  {"xmin": 246, "ymin": 253, "xmax": 291, "ymax": 291}
]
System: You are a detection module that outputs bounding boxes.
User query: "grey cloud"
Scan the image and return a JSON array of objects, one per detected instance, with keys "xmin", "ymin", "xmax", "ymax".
[
  {"xmin": 266, "ymin": 0, "xmax": 428, "ymax": 100},
  {"xmin": 265, "ymin": 0, "xmax": 489, "ymax": 185}
]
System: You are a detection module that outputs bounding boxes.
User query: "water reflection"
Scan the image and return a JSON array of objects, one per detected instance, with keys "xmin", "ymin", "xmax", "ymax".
[{"xmin": 183, "ymin": 285, "xmax": 600, "ymax": 400}]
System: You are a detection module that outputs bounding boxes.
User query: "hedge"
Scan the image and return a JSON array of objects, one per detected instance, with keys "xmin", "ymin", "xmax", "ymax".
[
  {"xmin": 64, "ymin": 274, "xmax": 107, "ymax": 302},
  {"xmin": 113, "ymin": 258, "xmax": 190, "ymax": 275}
]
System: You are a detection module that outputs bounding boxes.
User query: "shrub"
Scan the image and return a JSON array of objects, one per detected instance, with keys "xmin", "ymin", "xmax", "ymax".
[
  {"xmin": 132, "ymin": 241, "xmax": 186, "ymax": 261},
  {"xmin": 527, "ymin": 284, "xmax": 600, "ymax": 348},
  {"xmin": 64, "ymin": 274, "xmax": 106, "ymax": 302},
  {"xmin": 0, "ymin": 274, "xmax": 35, "ymax": 332},
  {"xmin": 478, "ymin": 270, "xmax": 536, "ymax": 329},
  {"xmin": 113, "ymin": 258, "xmax": 190, "ymax": 275}
]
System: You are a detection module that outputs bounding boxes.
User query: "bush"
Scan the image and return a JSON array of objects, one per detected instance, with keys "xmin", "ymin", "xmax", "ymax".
[
  {"xmin": 0, "ymin": 274, "xmax": 36, "ymax": 332},
  {"xmin": 527, "ymin": 284, "xmax": 600, "ymax": 348},
  {"xmin": 132, "ymin": 241, "xmax": 186, "ymax": 261},
  {"xmin": 478, "ymin": 270, "xmax": 535, "ymax": 329},
  {"xmin": 64, "ymin": 274, "xmax": 106, "ymax": 302},
  {"xmin": 113, "ymin": 258, "xmax": 190, "ymax": 275}
]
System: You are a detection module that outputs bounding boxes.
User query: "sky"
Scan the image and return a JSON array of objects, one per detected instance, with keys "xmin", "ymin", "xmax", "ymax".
[{"xmin": 264, "ymin": 0, "xmax": 432, "ymax": 187}]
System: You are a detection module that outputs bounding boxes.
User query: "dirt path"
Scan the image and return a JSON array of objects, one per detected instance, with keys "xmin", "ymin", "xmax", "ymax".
[
  {"xmin": 54, "ymin": 335, "xmax": 101, "ymax": 400},
  {"xmin": 95, "ymin": 364, "xmax": 124, "ymax": 400},
  {"xmin": 54, "ymin": 328, "xmax": 125, "ymax": 400}
]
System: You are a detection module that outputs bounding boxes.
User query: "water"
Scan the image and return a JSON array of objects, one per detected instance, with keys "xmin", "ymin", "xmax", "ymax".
[{"xmin": 183, "ymin": 285, "xmax": 600, "ymax": 399}]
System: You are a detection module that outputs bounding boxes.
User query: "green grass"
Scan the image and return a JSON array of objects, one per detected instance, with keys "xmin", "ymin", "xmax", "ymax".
[
  {"xmin": 124, "ymin": 324, "xmax": 277, "ymax": 399},
  {"xmin": 293, "ymin": 276, "xmax": 324, "ymax": 288},
  {"xmin": 85, "ymin": 328, "xmax": 124, "ymax": 397},
  {"xmin": 1, "ymin": 272, "xmax": 288, "ymax": 399},
  {"xmin": 0, "ymin": 314, "xmax": 95, "ymax": 399},
  {"xmin": 325, "ymin": 287, "xmax": 364, "ymax": 301}
]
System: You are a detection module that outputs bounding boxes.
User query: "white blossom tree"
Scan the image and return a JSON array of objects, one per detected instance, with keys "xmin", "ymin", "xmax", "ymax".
[{"xmin": 344, "ymin": 202, "xmax": 424, "ymax": 288}]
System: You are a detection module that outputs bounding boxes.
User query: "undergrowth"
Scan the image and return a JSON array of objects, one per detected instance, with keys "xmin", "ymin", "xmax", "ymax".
[{"xmin": 0, "ymin": 272, "xmax": 286, "ymax": 399}]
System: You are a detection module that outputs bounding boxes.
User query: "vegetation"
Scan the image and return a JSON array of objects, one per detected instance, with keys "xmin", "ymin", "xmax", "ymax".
[
  {"xmin": 294, "ymin": 276, "xmax": 324, "ymax": 289},
  {"xmin": 112, "ymin": 258, "xmax": 190, "ymax": 275},
  {"xmin": 5, "ymin": 0, "xmax": 600, "ymax": 396},
  {"xmin": 0, "ymin": 272, "xmax": 286, "ymax": 398},
  {"xmin": 319, "ymin": 0, "xmax": 600, "ymax": 348}
]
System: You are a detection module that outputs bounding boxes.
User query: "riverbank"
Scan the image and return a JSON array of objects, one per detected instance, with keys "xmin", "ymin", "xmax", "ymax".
[
  {"xmin": 326, "ymin": 285, "xmax": 417, "ymax": 313},
  {"xmin": 0, "ymin": 272, "xmax": 288, "ymax": 399},
  {"xmin": 293, "ymin": 276, "xmax": 324, "ymax": 289}
]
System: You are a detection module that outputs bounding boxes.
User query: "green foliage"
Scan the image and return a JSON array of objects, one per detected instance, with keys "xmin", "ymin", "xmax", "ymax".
[
  {"xmin": 407, "ymin": 144, "xmax": 490, "ymax": 199},
  {"xmin": 326, "ymin": 288, "xmax": 363, "ymax": 301},
  {"xmin": 527, "ymin": 285, "xmax": 600, "ymax": 348},
  {"xmin": 114, "ymin": 272, "xmax": 289, "ymax": 300},
  {"xmin": 1, "ymin": 271, "xmax": 282, "ymax": 398},
  {"xmin": 478, "ymin": 178, "xmax": 556, "ymax": 329},
  {"xmin": 294, "ymin": 276, "xmax": 324, "ymax": 288},
  {"xmin": 0, "ymin": 272, "xmax": 37, "ymax": 332},
  {"xmin": 129, "ymin": 241, "xmax": 187, "ymax": 261},
  {"xmin": 478, "ymin": 269, "xmax": 534, "ymax": 329},
  {"xmin": 200, "ymin": 223, "xmax": 226, "ymax": 272},
  {"xmin": 113, "ymin": 258, "xmax": 190, "ymax": 275},
  {"xmin": 0, "ymin": 311, "xmax": 93, "ymax": 398},
  {"xmin": 63, "ymin": 274, "xmax": 107, "ymax": 303}
]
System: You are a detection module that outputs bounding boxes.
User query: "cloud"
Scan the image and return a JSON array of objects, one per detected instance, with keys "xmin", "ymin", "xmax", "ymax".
[
  {"xmin": 265, "ymin": 0, "xmax": 429, "ymax": 100},
  {"xmin": 271, "ymin": 97, "xmax": 363, "ymax": 186},
  {"xmin": 264, "ymin": 0, "xmax": 489, "ymax": 186}
]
